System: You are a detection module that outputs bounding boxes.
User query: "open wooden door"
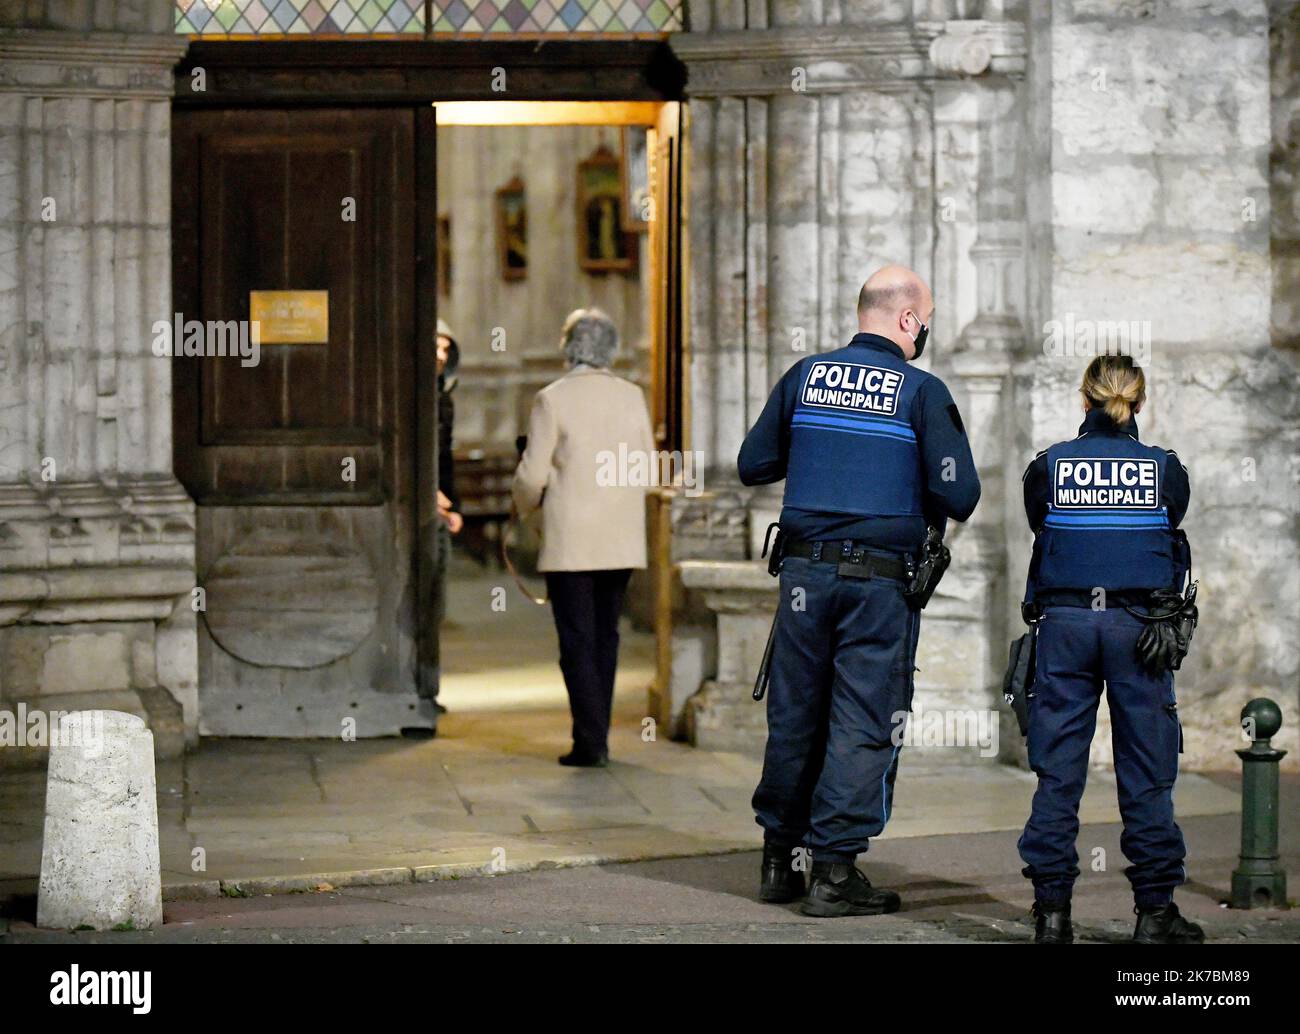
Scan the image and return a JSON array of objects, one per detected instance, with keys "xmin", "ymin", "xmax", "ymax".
[
  {"xmin": 647, "ymin": 101, "xmax": 687, "ymax": 731},
  {"xmin": 172, "ymin": 108, "xmax": 439, "ymax": 737}
]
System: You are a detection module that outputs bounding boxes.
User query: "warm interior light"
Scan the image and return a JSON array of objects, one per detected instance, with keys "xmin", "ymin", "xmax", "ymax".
[{"xmin": 433, "ymin": 101, "xmax": 662, "ymax": 126}]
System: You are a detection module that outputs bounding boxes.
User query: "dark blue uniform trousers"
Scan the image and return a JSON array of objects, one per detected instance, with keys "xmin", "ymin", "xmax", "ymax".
[
  {"xmin": 1018, "ymin": 606, "xmax": 1186, "ymax": 909},
  {"xmin": 752, "ymin": 556, "xmax": 919, "ymax": 863}
]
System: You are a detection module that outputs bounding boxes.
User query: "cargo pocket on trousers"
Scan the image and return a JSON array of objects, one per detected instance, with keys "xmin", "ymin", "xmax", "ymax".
[{"xmin": 1160, "ymin": 701, "xmax": 1182, "ymax": 785}]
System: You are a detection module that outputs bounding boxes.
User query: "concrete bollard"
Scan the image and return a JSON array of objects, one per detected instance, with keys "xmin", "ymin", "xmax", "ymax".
[{"xmin": 37, "ymin": 710, "xmax": 163, "ymax": 930}]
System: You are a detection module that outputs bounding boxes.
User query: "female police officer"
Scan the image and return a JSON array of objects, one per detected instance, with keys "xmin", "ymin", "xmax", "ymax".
[{"xmin": 1018, "ymin": 354, "xmax": 1204, "ymax": 945}]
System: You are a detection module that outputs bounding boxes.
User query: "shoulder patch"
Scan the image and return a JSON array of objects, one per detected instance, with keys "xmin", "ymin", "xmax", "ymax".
[{"xmin": 946, "ymin": 403, "xmax": 965, "ymax": 436}]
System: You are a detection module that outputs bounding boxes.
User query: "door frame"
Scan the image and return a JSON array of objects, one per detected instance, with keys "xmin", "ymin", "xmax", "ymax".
[
  {"xmin": 173, "ymin": 40, "xmax": 686, "ymax": 107},
  {"xmin": 173, "ymin": 39, "xmax": 688, "ymax": 710}
]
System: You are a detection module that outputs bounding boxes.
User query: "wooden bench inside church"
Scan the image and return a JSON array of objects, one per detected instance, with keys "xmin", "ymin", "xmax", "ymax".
[{"xmin": 453, "ymin": 449, "xmax": 517, "ymax": 568}]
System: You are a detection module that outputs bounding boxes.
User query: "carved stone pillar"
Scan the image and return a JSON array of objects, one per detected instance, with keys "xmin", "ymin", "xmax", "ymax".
[
  {"xmin": 0, "ymin": 5, "xmax": 197, "ymax": 761},
  {"xmin": 939, "ymin": 75, "xmax": 1028, "ymax": 764},
  {"xmin": 669, "ymin": 10, "xmax": 1026, "ymax": 756}
]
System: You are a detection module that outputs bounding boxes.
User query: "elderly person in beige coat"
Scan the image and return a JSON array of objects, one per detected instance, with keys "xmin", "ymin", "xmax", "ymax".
[{"xmin": 513, "ymin": 308, "xmax": 654, "ymax": 767}]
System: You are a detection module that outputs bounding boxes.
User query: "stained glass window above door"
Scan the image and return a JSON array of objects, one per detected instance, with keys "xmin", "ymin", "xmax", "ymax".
[{"xmin": 175, "ymin": 0, "xmax": 684, "ymax": 36}]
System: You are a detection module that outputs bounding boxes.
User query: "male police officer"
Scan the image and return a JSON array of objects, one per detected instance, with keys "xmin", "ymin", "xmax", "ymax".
[{"xmin": 738, "ymin": 265, "xmax": 980, "ymax": 916}]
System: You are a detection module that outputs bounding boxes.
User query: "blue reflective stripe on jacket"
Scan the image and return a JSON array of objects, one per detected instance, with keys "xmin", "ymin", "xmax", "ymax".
[
  {"xmin": 738, "ymin": 334, "xmax": 981, "ymax": 552},
  {"xmin": 784, "ymin": 344, "xmax": 925, "ymax": 518}
]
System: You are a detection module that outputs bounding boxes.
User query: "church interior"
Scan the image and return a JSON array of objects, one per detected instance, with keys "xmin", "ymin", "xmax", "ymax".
[{"xmin": 432, "ymin": 106, "xmax": 658, "ymax": 721}]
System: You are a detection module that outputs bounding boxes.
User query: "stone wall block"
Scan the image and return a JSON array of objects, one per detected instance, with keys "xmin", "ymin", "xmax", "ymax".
[
  {"xmin": 1053, "ymin": 25, "xmax": 1269, "ymax": 159},
  {"xmin": 816, "ymin": 93, "xmax": 843, "ymax": 346},
  {"xmin": 1051, "ymin": 164, "xmax": 1159, "ymax": 233},
  {"xmin": 840, "ymin": 0, "xmax": 911, "ymax": 24},
  {"xmin": 142, "ymin": 99, "xmax": 169, "ymax": 225},
  {"xmin": 0, "ymin": 96, "xmax": 22, "ymax": 223},
  {"xmin": 1051, "ymin": 241, "xmax": 1270, "ymax": 346},
  {"xmin": 156, "ymin": 594, "xmax": 199, "ymax": 743},
  {"xmin": 143, "ymin": 225, "xmax": 174, "ymax": 472},
  {"xmin": 1071, "ymin": 0, "xmax": 1259, "ymax": 17},
  {"xmin": 42, "ymin": 96, "xmax": 91, "ymax": 218},
  {"xmin": 710, "ymin": 97, "xmax": 751, "ymax": 470},
  {"xmin": 1164, "ymin": 159, "xmax": 1267, "ymax": 235},
  {"xmin": 932, "ymin": 86, "xmax": 982, "ymax": 336},
  {"xmin": 41, "ymin": 630, "xmax": 132, "ymax": 694},
  {"xmin": 687, "ymin": 98, "xmax": 718, "ymax": 462},
  {"xmin": 116, "ymin": 352, "xmax": 150, "ymax": 478},
  {"xmin": 744, "ymin": 98, "xmax": 771, "ymax": 421},
  {"xmin": 838, "ymin": 92, "xmax": 914, "ymax": 276},
  {"xmin": 768, "ymin": 94, "xmax": 822, "ymax": 360}
]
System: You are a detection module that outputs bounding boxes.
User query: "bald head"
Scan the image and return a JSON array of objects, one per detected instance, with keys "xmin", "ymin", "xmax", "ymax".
[{"xmin": 856, "ymin": 265, "xmax": 933, "ymax": 360}]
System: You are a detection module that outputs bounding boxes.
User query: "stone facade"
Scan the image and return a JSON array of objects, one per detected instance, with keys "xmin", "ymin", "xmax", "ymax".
[
  {"xmin": 0, "ymin": 1, "xmax": 1294, "ymax": 771},
  {"xmin": 1276, "ymin": 0, "xmax": 1300, "ymax": 350},
  {"xmin": 1014, "ymin": 0, "xmax": 1298, "ymax": 769},
  {"xmin": 670, "ymin": 0, "xmax": 1299, "ymax": 771},
  {"xmin": 0, "ymin": 3, "xmax": 196, "ymax": 762}
]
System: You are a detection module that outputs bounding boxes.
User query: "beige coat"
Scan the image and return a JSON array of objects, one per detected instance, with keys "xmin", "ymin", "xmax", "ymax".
[{"xmin": 512, "ymin": 366, "xmax": 654, "ymax": 572}]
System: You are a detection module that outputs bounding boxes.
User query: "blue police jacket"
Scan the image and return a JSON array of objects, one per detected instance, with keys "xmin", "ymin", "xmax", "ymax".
[
  {"xmin": 1023, "ymin": 408, "xmax": 1190, "ymax": 599},
  {"xmin": 737, "ymin": 334, "xmax": 980, "ymax": 553}
]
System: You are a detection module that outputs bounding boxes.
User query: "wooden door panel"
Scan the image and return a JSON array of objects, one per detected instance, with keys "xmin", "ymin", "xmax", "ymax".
[
  {"xmin": 200, "ymin": 133, "xmax": 378, "ymax": 437},
  {"xmin": 173, "ymin": 107, "xmax": 429, "ymax": 736},
  {"xmin": 176, "ymin": 110, "xmax": 408, "ymax": 504}
]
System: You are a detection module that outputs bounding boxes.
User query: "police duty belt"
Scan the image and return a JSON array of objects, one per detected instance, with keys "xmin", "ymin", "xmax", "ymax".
[{"xmin": 781, "ymin": 539, "xmax": 912, "ymax": 581}]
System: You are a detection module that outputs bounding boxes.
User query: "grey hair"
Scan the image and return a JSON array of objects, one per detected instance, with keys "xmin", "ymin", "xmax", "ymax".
[{"xmin": 560, "ymin": 308, "xmax": 619, "ymax": 369}]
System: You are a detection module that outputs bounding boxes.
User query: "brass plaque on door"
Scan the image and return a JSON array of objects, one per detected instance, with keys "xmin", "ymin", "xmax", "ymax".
[{"xmin": 249, "ymin": 290, "xmax": 329, "ymax": 344}]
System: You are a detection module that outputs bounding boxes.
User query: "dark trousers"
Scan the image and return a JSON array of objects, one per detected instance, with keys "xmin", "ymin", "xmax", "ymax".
[
  {"xmin": 545, "ymin": 569, "xmax": 632, "ymax": 757},
  {"xmin": 752, "ymin": 556, "xmax": 920, "ymax": 863},
  {"xmin": 1018, "ymin": 605, "xmax": 1186, "ymax": 909},
  {"xmin": 417, "ymin": 521, "xmax": 451, "ymax": 703}
]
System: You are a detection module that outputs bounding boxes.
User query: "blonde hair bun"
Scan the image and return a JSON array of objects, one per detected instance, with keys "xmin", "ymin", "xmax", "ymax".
[{"xmin": 1080, "ymin": 355, "xmax": 1146, "ymax": 426}]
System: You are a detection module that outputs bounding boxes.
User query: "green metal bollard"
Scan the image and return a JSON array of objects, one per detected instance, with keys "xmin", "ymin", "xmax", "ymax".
[{"xmin": 1230, "ymin": 698, "xmax": 1288, "ymax": 909}]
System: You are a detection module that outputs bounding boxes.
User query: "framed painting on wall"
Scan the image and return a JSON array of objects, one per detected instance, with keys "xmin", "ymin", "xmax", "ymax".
[
  {"xmin": 495, "ymin": 177, "xmax": 527, "ymax": 281},
  {"xmin": 577, "ymin": 145, "xmax": 636, "ymax": 274}
]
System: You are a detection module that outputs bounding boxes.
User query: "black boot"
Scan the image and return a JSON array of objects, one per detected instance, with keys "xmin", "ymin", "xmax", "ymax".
[
  {"xmin": 558, "ymin": 749, "xmax": 608, "ymax": 768},
  {"xmin": 800, "ymin": 861, "xmax": 900, "ymax": 917},
  {"xmin": 1031, "ymin": 901, "xmax": 1074, "ymax": 944},
  {"xmin": 1132, "ymin": 902, "xmax": 1205, "ymax": 944},
  {"xmin": 759, "ymin": 843, "xmax": 806, "ymax": 904}
]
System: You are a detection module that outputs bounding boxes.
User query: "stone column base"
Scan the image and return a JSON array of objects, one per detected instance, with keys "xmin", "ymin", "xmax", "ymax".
[
  {"xmin": 0, "ymin": 481, "xmax": 199, "ymax": 757},
  {"xmin": 678, "ymin": 560, "xmax": 777, "ymax": 756},
  {"xmin": 684, "ymin": 678, "xmax": 769, "ymax": 756}
]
